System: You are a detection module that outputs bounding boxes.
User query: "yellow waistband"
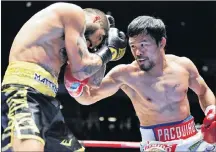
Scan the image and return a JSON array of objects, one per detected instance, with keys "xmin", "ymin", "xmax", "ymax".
[{"xmin": 2, "ymin": 61, "xmax": 58, "ymax": 97}]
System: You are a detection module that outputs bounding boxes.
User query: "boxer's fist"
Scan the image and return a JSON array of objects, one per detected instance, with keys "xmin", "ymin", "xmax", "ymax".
[
  {"xmin": 108, "ymin": 28, "xmax": 127, "ymax": 61},
  {"xmin": 201, "ymin": 105, "xmax": 216, "ymax": 144},
  {"xmin": 64, "ymin": 64, "xmax": 89, "ymax": 97}
]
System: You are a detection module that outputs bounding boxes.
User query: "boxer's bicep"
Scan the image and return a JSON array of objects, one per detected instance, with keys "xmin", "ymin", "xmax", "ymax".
[
  {"xmin": 85, "ymin": 75, "xmax": 122, "ymax": 102},
  {"xmin": 189, "ymin": 75, "xmax": 207, "ymax": 96},
  {"xmin": 94, "ymin": 74, "xmax": 122, "ymax": 98},
  {"xmin": 74, "ymin": 75, "xmax": 122, "ymax": 105},
  {"xmin": 185, "ymin": 57, "xmax": 207, "ymax": 95},
  {"xmin": 87, "ymin": 66, "xmax": 125, "ymax": 101},
  {"xmin": 187, "ymin": 60, "xmax": 215, "ymax": 110}
]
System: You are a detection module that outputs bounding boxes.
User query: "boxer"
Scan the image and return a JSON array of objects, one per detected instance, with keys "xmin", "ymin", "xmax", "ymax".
[
  {"xmin": 66, "ymin": 15, "xmax": 216, "ymax": 151},
  {"xmin": 1, "ymin": 2, "xmax": 127, "ymax": 152}
]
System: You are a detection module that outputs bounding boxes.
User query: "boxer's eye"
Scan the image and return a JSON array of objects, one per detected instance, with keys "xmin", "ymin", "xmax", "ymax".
[{"xmin": 140, "ymin": 42, "xmax": 147, "ymax": 47}]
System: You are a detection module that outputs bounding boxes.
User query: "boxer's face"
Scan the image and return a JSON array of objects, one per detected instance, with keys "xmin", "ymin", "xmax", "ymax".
[
  {"xmin": 129, "ymin": 34, "xmax": 161, "ymax": 71},
  {"xmin": 85, "ymin": 19, "xmax": 106, "ymax": 52}
]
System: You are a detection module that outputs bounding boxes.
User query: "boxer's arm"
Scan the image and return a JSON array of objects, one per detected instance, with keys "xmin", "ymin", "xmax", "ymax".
[
  {"xmin": 183, "ymin": 57, "xmax": 216, "ymax": 112},
  {"xmin": 74, "ymin": 65, "xmax": 125, "ymax": 105},
  {"xmin": 87, "ymin": 64, "xmax": 107, "ymax": 88},
  {"xmin": 55, "ymin": 2, "xmax": 103, "ymax": 80}
]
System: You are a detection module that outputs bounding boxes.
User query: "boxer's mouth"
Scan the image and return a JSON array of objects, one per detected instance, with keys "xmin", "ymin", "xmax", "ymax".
[{"xmin": 137, "ymin": 58, "xmax": 148, "ymax": 62}]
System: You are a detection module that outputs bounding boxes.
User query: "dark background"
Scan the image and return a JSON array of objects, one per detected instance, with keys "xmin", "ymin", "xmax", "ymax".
[{"xmin": 1, "ymin": 1, "xmax": 216, "ymax": 152}]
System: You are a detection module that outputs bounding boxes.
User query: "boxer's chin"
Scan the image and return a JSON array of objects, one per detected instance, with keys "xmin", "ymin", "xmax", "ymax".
[
  {"xmin": 140, "ymin": 65, "xmax": 153, "ymax": 72},
  {"xmin": 139, "ymin": 62, "xmax": 155, "ymax": 72}
]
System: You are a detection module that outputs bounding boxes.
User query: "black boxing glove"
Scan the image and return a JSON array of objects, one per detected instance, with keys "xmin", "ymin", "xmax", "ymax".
[
  {"xmin": 107, "ymin": 27, "xmax": 127, "ymax": 61},
  {"xmin": 95, "ymin": 27, "xmax": 127, "ymax": 64},
  {"xmin": 106, "ymin": 15, "xmax": 115, "ymax": 28}
]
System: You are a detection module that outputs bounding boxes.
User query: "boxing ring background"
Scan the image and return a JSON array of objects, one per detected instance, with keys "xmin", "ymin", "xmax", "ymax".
[{"xmin": 1, "ymin": 1, "xmax": 216, "ymax": 151}]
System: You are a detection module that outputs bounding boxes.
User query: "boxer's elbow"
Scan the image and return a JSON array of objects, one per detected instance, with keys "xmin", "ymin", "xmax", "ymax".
[
  {"xmin": 76, "ymin": 93, "xmax": 101, "ymax": 105},
  {"xmin": 75, "ymin": 87, "xmax": 103, "ymax": 105},
  {"xmin": 75, "ymin": 97, "xmax": 98, "ymax": 105}
]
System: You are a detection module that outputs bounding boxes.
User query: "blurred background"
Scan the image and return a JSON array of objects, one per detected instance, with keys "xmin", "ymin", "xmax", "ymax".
[{"xmin": 1, "ymin": 1, "xmax": 216, "ymax": 152}]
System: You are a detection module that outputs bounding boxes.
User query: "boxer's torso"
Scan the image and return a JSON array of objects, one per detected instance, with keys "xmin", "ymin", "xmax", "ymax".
[
  {"xmin": 120, "ymin": 55, "xmax": 191, "ymax": 126},
  {"xmin": 9, "ymin": 5, "xmax": 67, "ymax": 78}
]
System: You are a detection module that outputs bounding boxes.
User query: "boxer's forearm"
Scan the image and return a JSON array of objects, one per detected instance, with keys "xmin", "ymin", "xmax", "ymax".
[
  {"xmin": 198, "ymin": 87, "xmax": 216, "ymax": 112},
  {"xmin": 87, "ymin": 64, "xmax": 106, "ymax": 87},
  {"xmin": 74, "ymin": 65, "xmax": 106, "ymax": 105},
  {"xmin": 71, "ymin": 53, "xmax": 103, "ymax": 81}
]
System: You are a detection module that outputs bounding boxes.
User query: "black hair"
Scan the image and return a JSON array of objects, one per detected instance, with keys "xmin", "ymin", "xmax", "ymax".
[{"xmin": 127, "ymin": 16, "xmax": 167, "ymax": 45}]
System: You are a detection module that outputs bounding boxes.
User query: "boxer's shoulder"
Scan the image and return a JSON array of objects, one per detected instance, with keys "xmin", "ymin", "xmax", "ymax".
[
  {"xmin": 166, "ymin": 54, "xmax": 192, "ymax": 63},
  {"xmin": 46, "ymin": 2, "xmax": 84, "ymax": 24},
  {"xmin": 166, "ymin": 54, "xmax": 181, "ymax": 61},
  {"xmin": 176, "ymin": 56, "xmax": 195, "ymax": 71},
  {"xmin": 166, "ymin": 54, "xmax": 194, "ymax": 68},
  {"xmin": 48, "ymin": 2, "xmax": 83, "ymax": 13}
]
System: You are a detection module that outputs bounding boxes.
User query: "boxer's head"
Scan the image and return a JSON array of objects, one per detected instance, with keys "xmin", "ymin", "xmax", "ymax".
[
  {"xmin": 127, "ymin": 16, "xmax": 167, "ymax": 72},
  {"xmin": 83, "ymin": 8, "xmax": 110, "ymax": 52}
]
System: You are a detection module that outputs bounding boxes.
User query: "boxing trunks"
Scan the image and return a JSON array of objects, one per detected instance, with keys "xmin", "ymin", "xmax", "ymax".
[
  {"xmin": 140, "ymin": 115, "xmax": 215, "ymax": 152},
  {"xmin": 1, "ymin": 61, "xmax": 85, "ymax": 152}
]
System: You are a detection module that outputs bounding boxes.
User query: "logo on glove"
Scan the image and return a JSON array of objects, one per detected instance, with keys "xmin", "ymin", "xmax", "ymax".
[{"xmin": 70, "ymin": 82, "xmax": 81, "ymax": 92}]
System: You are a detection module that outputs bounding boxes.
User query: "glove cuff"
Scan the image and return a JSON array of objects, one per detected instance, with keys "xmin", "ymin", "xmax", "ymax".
[
  {"xmin": 95, "ymin": 45, "xmax": 112, "ymax": 64},
  {"xmin": 205, "ymin": 105, "xmax": 216, "ymax": 116}
]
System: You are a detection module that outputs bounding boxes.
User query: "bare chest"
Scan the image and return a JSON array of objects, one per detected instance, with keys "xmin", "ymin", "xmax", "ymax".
[{"xmin": 126, "ymin": 69, "xmax": 189, "ymax": 103}]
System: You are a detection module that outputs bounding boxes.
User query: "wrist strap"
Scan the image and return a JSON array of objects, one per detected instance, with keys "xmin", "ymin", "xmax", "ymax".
[
  {"xmin": 95, "ymin": 45, "xmax": 112, "ymax": 65},
  {"xmin": 205, "ymin": 105, "xmax": 216, "ymax": 116}
]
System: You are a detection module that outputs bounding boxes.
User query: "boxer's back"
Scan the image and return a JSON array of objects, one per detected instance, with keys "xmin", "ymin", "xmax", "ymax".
[
  {"xmin": 120, "ymin": 55, "xmax": 191, "ymax": 126},
  {"xmin": 9, "ymin": 4, "xmax": 66, "ymax": 77}
]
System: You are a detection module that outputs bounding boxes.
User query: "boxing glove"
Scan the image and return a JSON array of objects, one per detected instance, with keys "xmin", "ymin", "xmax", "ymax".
[
  {"xmin": 107, "ymin": 27, "xmax": 127, "ymax": 61},
  {"xmin": 64, "ymin": 64, "xmax": 89, "ymax": 97},
  {"xmin": 95, "ymin": 27, "xmax": 127, "ymax": 64},
  {"xmin": 201, "ymin": 105, "xmax": 216, "ymax": 144},
  {"xmin": 106, "ymin": 15, "xmax": 115, "ymax": 27}
]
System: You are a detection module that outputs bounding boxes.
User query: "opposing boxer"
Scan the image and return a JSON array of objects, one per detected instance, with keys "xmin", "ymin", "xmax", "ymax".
[
  {"xmin": 66, "ymin": 15, "xmax": 216, "ymax": 151},
  {"xmin": 1, "ymin": 2, "xmax": 127, "ymax": 152}
]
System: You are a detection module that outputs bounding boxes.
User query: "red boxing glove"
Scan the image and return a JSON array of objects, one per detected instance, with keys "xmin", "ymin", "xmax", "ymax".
[
  {"xmin": 64, "ymin": 64, "xmax": 89, "ymax": 97},
  {"xmin": 201, "ymin": 105, "xmax": 216, "ymax": 144}
]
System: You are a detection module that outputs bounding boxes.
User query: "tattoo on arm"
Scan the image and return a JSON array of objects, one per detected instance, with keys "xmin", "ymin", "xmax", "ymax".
[
  {"xmin": 73, "ymin": 36, "xmax": 102, "ymax": 77},
  {"xmin": 78, "ymin": 49, "xmax": 83, "ymax": 59},
  {"xmin": 77, "ymin": 37, "xmax": 85, "ymax": 60},
  {"xmin": 91, "ymin": 64, "xmax": 106, "ymax": 86},
  {"xmin": 77, "ymin": 37, "xmax": 87, "ymax": 60},
  {"xmin": 72, "ymin": 64, "xmax": 101, "ymax": 76}
]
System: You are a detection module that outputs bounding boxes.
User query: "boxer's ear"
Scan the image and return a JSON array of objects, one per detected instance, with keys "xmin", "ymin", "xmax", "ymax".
[{"xmin": 159, "ymin": 37, "xmax": 166, "ymax": 48}]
